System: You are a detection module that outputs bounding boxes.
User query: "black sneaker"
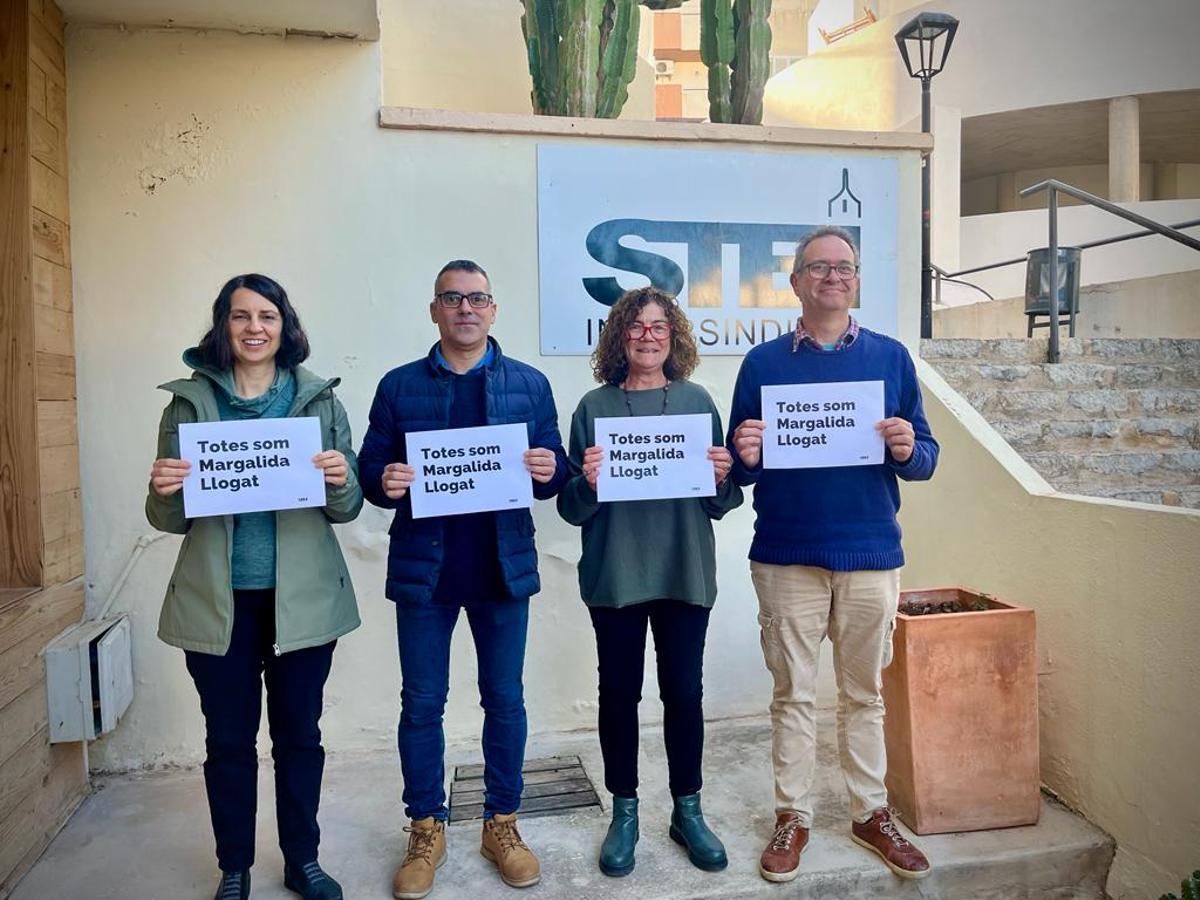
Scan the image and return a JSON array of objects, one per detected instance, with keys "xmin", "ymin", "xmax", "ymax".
[
  {"xmin": 284, "ymin": 859, "xmax": 343, "ymax": 900},
  {"xmin": 213, "ymin": 869, "xmax": 249, "ymax": 900}
]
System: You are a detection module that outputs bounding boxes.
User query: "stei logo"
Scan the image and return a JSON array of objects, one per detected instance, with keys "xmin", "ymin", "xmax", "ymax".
[
  {"xmin": 582, "ymin": 219, "xmax": 830, "ymax": 309},
  {"xmin": 536, "ymin": 144, "xmax": 899, "ymax": 355}
]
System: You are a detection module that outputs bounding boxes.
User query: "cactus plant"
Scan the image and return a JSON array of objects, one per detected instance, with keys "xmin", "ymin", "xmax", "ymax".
[
  {"xmin": 1160, "ymin": 870, "xmax": 1200, "ymax": 900},
  {"xmin": 520, "ymin": 0, "xmax": 666, "ymax": 118},
  {"xmin": 700, "ymin": 0, "xmax": 772, "ymax": 124}
]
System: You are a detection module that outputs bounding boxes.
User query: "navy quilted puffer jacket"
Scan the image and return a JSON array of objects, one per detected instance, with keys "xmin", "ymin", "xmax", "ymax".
[{"xmin": 358, "ymin": 338, "xmax": 568, "ymax": 604}]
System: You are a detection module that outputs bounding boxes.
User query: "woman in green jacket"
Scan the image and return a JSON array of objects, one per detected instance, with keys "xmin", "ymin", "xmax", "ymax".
[
  {"xmin": 147, "ymin": 274, "xmax": 361, "ymax": 900},
  {"xmin": 557, "ymin": 287, "xmax": 743, "ymax": 878}
]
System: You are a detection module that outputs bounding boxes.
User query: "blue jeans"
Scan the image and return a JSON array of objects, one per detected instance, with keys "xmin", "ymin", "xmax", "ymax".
[{"xmin": 395, "ymin": 596, "xmax": 529, "ymax": 821}]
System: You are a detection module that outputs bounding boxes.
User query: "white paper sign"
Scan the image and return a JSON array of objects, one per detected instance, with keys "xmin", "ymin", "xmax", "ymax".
[
  {"xmin": 595, "ymin": 413, "xmax": 716, "ymax": 502},
  {"xmin": 761, "ymin": 381, "xmax": 885, "ymax": 469},
  {"xmin": 406, "ymin": 423, "xmax": 533, "ymax": 519},
  {"xmin": 180, "ymin": 417, "xmax": 326, "ymax": 517}
]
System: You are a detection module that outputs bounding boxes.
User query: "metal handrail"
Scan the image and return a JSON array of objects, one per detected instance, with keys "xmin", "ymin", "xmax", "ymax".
[
  {"xmin": 930, "ymin": 179, "xmax": 1200, "ymax": 362},
  {"xmin": 938, "ymin": 216, "xmax": 1200, "ymax": 280},
  {"xmin": 1020, "ymin": 179, "xmax": 1200, "ymax": 362},
  {"xmin": 930, "ymin": 264, "xmax": 995, "ymax": 306}
]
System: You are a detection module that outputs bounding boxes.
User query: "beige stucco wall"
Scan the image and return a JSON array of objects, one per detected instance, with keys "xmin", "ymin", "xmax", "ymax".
[
  {"xmin": 380, "ymin": 0, "xmax": 654, "ymax": 120},
  {"xmin": 764, "ymin": 0, "xmax": 1200, "ymax": 130},
  {"xmin": 962, "ymin": 164, "xmax": 1159, "ymax": 216},
  {"xmin": 900, "ymin": 363, "xmax": 1200, "ymax": 900},
  {"xmin": 67, "ymin": 25, "xmax": 921, "ymax": 775},
  {"xmin": 63, "ymin": 20, "xmax": 1200, "ymax": 900},
  {"xmin": 933, "ymin": 270, "xmax": 1200, "ymax": 338},
  {"xmin": 944, "ymin": 199, "xmax": 1200, "ymax": 304}
]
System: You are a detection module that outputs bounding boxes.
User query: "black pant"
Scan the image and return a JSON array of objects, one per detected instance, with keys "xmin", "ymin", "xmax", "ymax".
[
  {"xmin": 589, "ymin": 599, "xmax": 711, "ymax": 799},
  {"xmin": 184, "ymin": 589, "xmax": 335, "ymax": 872}
]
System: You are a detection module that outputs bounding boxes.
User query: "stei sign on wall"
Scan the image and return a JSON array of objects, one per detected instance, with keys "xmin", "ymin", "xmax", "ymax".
[{"xmin": 537, "ymin": 144, "xmax": 900, "ymax": 355}]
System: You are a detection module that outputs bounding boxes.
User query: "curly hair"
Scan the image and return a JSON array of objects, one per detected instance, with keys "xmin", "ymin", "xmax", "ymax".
[{"xmin": 591, "ymin": 287, "xmax": 699, "ymax": 385}]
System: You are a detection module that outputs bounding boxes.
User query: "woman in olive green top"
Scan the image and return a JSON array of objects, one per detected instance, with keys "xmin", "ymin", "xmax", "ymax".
[
  {"xmin": 147, "ymin": 274, "xmax": 360, "ymax": 900},
  {"xmin": 558, "ymin": 287, "xmax": 742, "ymax": 878}
]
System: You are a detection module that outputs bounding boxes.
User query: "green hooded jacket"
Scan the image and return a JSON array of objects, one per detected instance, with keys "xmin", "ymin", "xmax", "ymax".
[{"xmin": 146, "ymin": 360, "xmax": 363, "ymax": 656}]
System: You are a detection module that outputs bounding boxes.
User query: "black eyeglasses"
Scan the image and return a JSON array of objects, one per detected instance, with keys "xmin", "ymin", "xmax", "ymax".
[
  {"xmin": 435, "ymin": 291, "xmax": 494, "ymax": 309},
  {"xmin": 800, "ymin": 261, "xmax": 859, "ymax": 279}
]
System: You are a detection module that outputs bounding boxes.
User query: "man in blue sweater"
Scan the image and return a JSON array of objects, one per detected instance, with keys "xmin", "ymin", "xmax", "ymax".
[
  {"xmin": 727, "ymin": 227, "xmax": 938, "ymax": 883},
  {"xmin": 358, "ymin": 260, "xmax": 568, "ymax": 899}
]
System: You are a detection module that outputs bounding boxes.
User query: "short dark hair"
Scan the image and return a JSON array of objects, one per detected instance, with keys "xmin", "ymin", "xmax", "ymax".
[
  {"xmin": 196, "ymin": 273, "xmax": 310, "ymax": 371},
  {"xmin": 792, "ymin": 225, "xmax": 860, "ymax": 272},
  {"xmin": 434, "ymin": 259, "xmax": 490, "ymax": 293}
]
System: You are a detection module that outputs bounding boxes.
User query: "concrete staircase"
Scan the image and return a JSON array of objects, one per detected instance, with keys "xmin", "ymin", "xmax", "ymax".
[{"xmin": 921, "ymin": 337, "xmax": 1200, "ymax": 508}]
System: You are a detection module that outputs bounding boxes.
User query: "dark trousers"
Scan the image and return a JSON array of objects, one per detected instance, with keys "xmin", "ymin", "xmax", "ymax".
[
  {"xmin": 588, "ymin": 599, "xmax": 711, "ymax": 799},
  {"xmin": 184, "ymin": 589, "xmax": 335, "ymax": 872},
  {"xmin": 395, "ymin": 596, "xmax": 529, "ymax": 821}
]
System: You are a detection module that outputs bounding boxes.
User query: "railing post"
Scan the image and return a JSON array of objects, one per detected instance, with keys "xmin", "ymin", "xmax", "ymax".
[{"xmin": 1047, "ymin": 187, "xmax": 1060, "ymax": 364}]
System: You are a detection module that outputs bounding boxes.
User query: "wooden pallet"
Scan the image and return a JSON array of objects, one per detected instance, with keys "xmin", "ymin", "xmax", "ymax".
[{"xmin": 448, "ymin": 755, "xmax": 601, "ymax": 823}]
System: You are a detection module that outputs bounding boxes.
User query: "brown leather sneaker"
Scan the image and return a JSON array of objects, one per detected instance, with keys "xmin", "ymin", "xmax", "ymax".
[
  {"xmin": 850, "ymin": 807, "xmax": 931, "ymax": 879},
  {"xmin": 481, "ymin": 813, "xmax": 541, "ymax": 888},
  {"xmin": 758, "ymin": 810, "xmax": 809, "ymax": 883},
  {"xmin": 393, "ymin": 817, "xmax": 447, "ymax": 900}
]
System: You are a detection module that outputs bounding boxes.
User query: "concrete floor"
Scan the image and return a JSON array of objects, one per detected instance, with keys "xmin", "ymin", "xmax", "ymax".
[{"xmin": 12, "ymin": 716, "xmax": 1113, "ymax": 899}]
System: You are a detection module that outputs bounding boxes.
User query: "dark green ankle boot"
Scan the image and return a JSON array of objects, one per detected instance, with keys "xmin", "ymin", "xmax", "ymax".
[
  {"xmin": 669, "ymin": 793, "xmax": 728, "ymax": 872},
  {"xmin": 599, "ymin": 796, "xmax": 639, "ymax": 877}
]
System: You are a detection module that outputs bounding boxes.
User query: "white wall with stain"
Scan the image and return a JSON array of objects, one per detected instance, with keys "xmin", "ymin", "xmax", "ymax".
[
  {"xmin": 64, "ymin": 19, "xmax": 1200, "ymax": 900},
  {"xmin": 69, "ymin": 26, "xmax": 921, "ymax": 776}
]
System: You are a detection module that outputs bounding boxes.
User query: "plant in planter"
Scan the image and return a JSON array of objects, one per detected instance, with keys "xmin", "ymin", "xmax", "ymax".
[
  {"xmin": 518, "ymin": 0, "xmax": 774, "ymax": 123},
  {"xmin": 881, "ymin": 587, "xmax": 1040, "ymax": 834},
  {"xmin": 519, "ymin": 0, "xmax": 685, "ymax": 118},
  {"xmin": 700, "ymin": 0, "xmax": 772, "ymax": 124},
  {"xmin": 1161, "ymin": 870, "xmax": 1200, "ymax": 900}
]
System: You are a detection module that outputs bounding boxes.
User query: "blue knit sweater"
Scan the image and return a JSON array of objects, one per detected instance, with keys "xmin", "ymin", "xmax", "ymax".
[{"xmin": 726, "ymin": 327, "xmax": 938, "ymax": 571}]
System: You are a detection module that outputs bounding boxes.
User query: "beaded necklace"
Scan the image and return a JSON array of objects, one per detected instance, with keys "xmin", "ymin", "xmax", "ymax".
[{"xmin": 620, "ymin": 381, "xmax": 670, "ymax": 416}]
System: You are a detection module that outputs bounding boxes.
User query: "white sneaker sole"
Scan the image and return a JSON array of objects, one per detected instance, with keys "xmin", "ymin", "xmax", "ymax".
[
  {"xmin": 850, "ymin": 833, "xmax": 932, "ymax": 880},
  {"xmin": 758, "ymin": 842, "xmax": 803, "ymax": 882}
]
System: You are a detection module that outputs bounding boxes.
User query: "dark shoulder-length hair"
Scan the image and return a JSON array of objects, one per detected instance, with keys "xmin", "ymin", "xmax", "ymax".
[
  {"xmin": 196, "ymin": 273, "xmax": 310, "ymax": 371},
  {"xmin": 591, "ymin": 287, "xmax": 698, "ymax": 385}
]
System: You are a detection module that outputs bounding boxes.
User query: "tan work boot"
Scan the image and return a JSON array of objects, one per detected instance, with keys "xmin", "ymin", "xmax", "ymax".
[
  {"xmin": 392, "ymin": 817, "xmax": 447, "ymax": 899},
  {"xmin": 480, "ymin": 813, "xmax": 541, "ymax": 888}
]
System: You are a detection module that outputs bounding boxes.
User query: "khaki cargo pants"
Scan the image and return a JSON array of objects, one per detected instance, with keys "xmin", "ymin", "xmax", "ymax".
[{"xmin": 751, "ymin": 562, "xmax": 900, "ymax": 826}]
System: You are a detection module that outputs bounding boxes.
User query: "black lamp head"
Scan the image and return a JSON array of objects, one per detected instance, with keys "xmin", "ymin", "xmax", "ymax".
[{"xmin": 895, "ymin": 12, "xmax": 959, "ymax": 81}]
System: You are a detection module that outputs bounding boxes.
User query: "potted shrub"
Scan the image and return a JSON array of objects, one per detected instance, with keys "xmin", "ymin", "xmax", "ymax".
[{"xmin": 881, "ymin": 587, "xmax": 1040, "ymax": 834}]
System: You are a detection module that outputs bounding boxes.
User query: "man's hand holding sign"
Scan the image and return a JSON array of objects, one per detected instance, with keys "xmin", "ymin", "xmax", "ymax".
[
  {"xmin": 725, "ymin": 227, "xmax": 939, "ymax": 885},
  {"xmin": 729, "ymin": 408, "xmax": 916, "ymax": 472},
  {"xmin": 379, "ymin": 442, "xmax": 557, "ymax": 503}
]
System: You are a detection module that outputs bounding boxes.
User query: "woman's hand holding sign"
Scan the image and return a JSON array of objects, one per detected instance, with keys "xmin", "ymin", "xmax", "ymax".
[
  {"xmin": 524, "ymin": 447, "xmax": 557, "ymax": 484},
  {"xmin": 313, "ymin": 449, "xmax": 349, "ymax": 487},
  {"xmin": 732, "ymin": 419, "xmax": 766, "ymax": 469},
  {"xmin": 150, "ymin": 458, "xmax": 192, "ymax": 496},
  {"xmin": 581, "ymin": 445, "xmax": 604, "ymax": 491},
  {"xmin": 877, "ymin": 417, "xmax": 915, "ymax": 464},
  {"xmin": 708, "ymin": 446, "xmax": 733, "ymax": 485},
  {"xmin": 382, "ymin": 462, "xmax": 416, "ymax": 499}
]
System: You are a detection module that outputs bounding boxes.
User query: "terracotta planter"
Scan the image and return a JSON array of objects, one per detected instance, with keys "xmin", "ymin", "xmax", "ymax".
[{"xmin": 881, "ymin": 587, "xmax": 1040, "ymax": 835}]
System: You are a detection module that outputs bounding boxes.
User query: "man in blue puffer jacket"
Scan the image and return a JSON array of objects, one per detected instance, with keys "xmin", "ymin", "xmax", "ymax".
[{"xmin": 358, "ymin": 260, "xmax": 568, "ymax": 898}]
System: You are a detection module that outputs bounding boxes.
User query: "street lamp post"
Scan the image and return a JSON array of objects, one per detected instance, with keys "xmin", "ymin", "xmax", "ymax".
[{"xmin": 895, "ymin": 12, "xmax": 959, "ymax": 339}]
